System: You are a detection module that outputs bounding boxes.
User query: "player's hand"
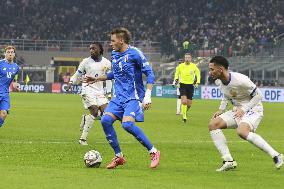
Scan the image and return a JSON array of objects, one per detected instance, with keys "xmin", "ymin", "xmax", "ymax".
[
  {"xmin": 83, "ymin": 76, "xmax": 97, "ymax": 84},
  {"xmin": 64, "ymin": 82, "xmax": 72, "ymax": 91},
  {"xmin": 143, "ymin": 98, "xmax": 151, "ymax": 110},
  {"xmin": 233, "ymin": 107, "xmax": 245, "ymax": 120},
  {"xmin": 13, "ymin": 82, "xmax": 20, "ymax": 92},
  {"xmin": 174, "ymin": 79, "xmax": 179, "ymax": 86},
  {"xmin": 212, "ymin": 110, "xmax": 224, "ymax": 119},
  {"xmin": 143, "ymin": 89, "xmax": 152, "ymax": 110}
]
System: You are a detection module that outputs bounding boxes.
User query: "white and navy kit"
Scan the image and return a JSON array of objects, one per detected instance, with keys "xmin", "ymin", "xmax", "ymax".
[
  {"xmin": 70, "ymin": 56, "xmax": 111, "ymax": 108},
  {"xmin": 216, "ymin": 72, "xmax": 263, "ymax": 131}
]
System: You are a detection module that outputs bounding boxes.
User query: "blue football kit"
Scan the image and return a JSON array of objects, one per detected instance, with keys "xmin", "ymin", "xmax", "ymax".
[
  {"xmin": 0, "ymin": 59, "xmax": 19, "ymax": 126},
  {"xmin": 101, "ymin": 46, "xmax": 155, "ymax": 154},
  {"xmin": 105, "ymin": 46, "xmax": 155, "ymax": 121}
]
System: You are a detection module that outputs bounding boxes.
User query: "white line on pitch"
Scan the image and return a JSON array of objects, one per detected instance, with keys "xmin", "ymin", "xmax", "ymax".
[{"xmin": 1, "ymin": 140, "xmax": 284, "ymax": 144}]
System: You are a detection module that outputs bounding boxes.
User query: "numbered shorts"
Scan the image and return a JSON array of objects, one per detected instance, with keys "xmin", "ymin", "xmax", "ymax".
[
  {"xmin": 104, "ymin": 99, "xmax": 144, "ymax": 122},
  {"xmin": 219, "ymin": 110, "xmax": 263, "ymax": 132},
  {"xmin": 0, "ymin": 95, "xmax": 10, "ymax": 112},
  {"xmin": 81, "ymin": 93, "xmax": 108, "ymax": 109}
]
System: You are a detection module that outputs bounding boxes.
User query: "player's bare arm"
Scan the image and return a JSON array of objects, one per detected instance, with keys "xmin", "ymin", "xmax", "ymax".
[{"xmin": 83, "ymin": 75, "xmax": 107, "ymax": 84}]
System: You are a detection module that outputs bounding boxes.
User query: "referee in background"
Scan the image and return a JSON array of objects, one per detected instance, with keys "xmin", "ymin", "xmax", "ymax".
[{"xmin": 174, "ymin": 53, "xmax": 200, "ymax": 123}]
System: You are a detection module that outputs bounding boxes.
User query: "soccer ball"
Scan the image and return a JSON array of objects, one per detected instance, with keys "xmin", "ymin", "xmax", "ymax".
[{"xmin": 83, "ymin": 150, "xmax": 102, "ymax": 168}]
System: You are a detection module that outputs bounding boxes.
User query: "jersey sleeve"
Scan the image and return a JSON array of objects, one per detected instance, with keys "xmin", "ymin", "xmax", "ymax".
[
  {"xmin": 240, "ymin": 75, "xmax": 257, "ymax": 96},
  {"xmin": 134, "ymin": 49, "xmax": 155, "ymax": 84},
  {"xmin": 174, "ymin": 65, "xmax": 180, "ymax": 81},
  {"xmin": 77, "ymin": 59, "xmax": 86, "ymax": 75},
  {"xmin": 239, "ymin": 74, "xmax": 262, "ymax": 112},
  {"xmin": 194, "ymin": 65, "xmax": 201, "ymax": 84},
  {"xmin": 70, "ymin": 59, "xmax": 85, "ymax": 84}
]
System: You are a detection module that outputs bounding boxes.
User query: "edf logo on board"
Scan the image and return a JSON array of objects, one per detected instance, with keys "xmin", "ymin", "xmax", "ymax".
[{"xmin": 263, "ymin": 89, "xmax": 282, "ymax": 101}]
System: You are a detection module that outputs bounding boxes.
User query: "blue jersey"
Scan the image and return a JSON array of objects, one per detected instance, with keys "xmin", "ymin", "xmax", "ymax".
[
  {"xmin": 107, "ymin": 46, "xmax": 155, "ymax": 103},
  {"xmin": 0, "ymin": 59, "xmax": 19, "ymax": 96}
]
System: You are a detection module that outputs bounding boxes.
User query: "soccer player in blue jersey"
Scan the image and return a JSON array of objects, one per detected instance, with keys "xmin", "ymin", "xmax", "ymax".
[
  {"xmin": 85, "ymin": 27, "xmax": 160, "ymax": 169},
  {"xmin": 0, "ymin": 46, "xmax": 20, "ymax": 127}
]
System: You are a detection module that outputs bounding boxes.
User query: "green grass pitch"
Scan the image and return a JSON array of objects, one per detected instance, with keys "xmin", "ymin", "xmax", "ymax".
[{"xmin": 0, "ymin": 93, "xmax": 283, "ymax": 189}]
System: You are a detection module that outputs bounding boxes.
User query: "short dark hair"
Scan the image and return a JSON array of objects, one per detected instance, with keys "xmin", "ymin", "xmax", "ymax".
[
  {"xmin": 91, "ymin": 41, "xmax": 104, "ymax": 55},
  {"xmin": 111, "ymin": 27, "xmax": 131, "ymax": 44},
  {"xmin": 209, "ymin": 56, "xmax": 229, "ymax": 70}
]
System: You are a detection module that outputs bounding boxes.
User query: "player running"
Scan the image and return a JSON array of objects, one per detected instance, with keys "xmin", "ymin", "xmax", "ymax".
[
  {"xmin": 85, "ymin": 27, "xmax": 160, "ymax": 169},
  {"xmin": 66, "ymin": 41, "xmax": 111, "ymax": 145}
]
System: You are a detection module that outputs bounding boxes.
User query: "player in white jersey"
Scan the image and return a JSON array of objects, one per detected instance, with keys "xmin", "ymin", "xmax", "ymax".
[
  {"xmin": 208, "ymin": 56, "xmax": 283, "ymax": 171},
  {"xmin": 172, "ymin": 59, "xmax": 183, "ymax": 115},
  {"xmin": 66, "ymin": 42, "xmax": 111, "ymax": 145}
]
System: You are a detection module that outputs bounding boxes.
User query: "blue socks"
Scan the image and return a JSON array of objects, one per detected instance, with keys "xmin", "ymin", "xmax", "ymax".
[
  {"xmin": 101, "ymin": 115, "xmax": 154, "ymax": 154},
  {"xmin": 0, "ymin": 118, "xmax": 4, "ymax": 127},
  {"xmin": 122, "ymin": 121, "xmax": 153, "ymax": 151},
  {"xmin": 101, "ymin": 114, "xmax": 121, "ymax": 154}
]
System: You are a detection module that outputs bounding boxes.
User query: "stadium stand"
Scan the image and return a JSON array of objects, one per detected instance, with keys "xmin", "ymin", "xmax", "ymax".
[
  {"xmin": 0, "ymin": 0, "xmax": 284, "ymax": 85},
  {"xmin": 0, "ymin": 0, "xmax": 283, "ymax": 57}
]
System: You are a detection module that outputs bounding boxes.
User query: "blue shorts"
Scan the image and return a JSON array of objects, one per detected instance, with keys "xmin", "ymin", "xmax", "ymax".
[
  {"xmin": 105, "ymin": 99, "xmax": 144, "ymax": 122},
  {"xmin": 0, "ymin": 95, "xmax": 10, "ymax": 112}
]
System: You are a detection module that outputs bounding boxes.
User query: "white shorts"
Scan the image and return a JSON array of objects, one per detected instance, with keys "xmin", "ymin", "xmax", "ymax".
[
  {"xmin": 219, "ymin": 109, "xmax": 263, "ymax": 132},
  {"xmin": 81, "ymin": 93, "xmax": 108, "ymax": 109}
]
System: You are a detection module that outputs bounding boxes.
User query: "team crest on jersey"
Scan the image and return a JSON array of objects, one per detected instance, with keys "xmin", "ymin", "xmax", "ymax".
[{"xmin": 229, "ymin": 89, "xmax": 237, "ymax": 97}]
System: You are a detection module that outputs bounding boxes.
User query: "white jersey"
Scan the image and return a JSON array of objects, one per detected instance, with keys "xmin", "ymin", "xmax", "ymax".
[
  {"xmin": 70, "ymin": 56, "xmax": 111, "ymax": 96},
  {"xmin": 215, "ymin": 72, "xmax": 263, "ymax": 113}
]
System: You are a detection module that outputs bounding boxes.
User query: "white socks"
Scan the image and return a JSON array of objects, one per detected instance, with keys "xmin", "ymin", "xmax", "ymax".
[
  {"xmin": 80, "ymin": 114, "xmax": 95, "ymax": 140},
  {"xmin": 210, "ymin": 129, "xmax": 279, "ymax": 160},
  {"xmin": 210, "ymin": 129, "xmax": 233, "ymax": 161},
  {"xmin": 246, "ymin": 132, "xmax": 279, "ymax": 158},
  {"xmin": 149, "ymin": 147, "xmax": 158, "ymax": 154},
  {"xmin": 177, "ymin": 99, "xmax": 181, "ymax": 113}
]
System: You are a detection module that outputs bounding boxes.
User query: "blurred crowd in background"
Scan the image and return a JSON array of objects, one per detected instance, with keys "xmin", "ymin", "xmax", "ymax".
[{"xmin": 1, "ymin": 0, "xmax": 283, "ymax": 57}]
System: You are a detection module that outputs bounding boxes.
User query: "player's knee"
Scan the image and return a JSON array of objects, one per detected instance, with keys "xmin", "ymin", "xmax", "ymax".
[
  {"xmin": 91, "ymin": 111, "xmax": 98, "ymax": 118},
  {"xmin": 208, "ymin": 120, "xmax": 219, "ymax": 131},
  {"xmin": 101, "ymin": 114, "xmax": 115, "ymax": 126},
  {"xmin": 181, "ymin": 100, "xmax": 187, "ymax": 105},
  {"xmin": 122, "ymin": 121, "xmax": 134, "ymax": 132},
  {"xmin": 0, "ymin": 111, "xmax": 7, "ymax": 119},
  {"xmin": 236, "ymin": 127, "xmax": 249, "ymax": 140},
  {"xmin": 89, "ymin": 107, "xmax": 99, "ymax": 118}
]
